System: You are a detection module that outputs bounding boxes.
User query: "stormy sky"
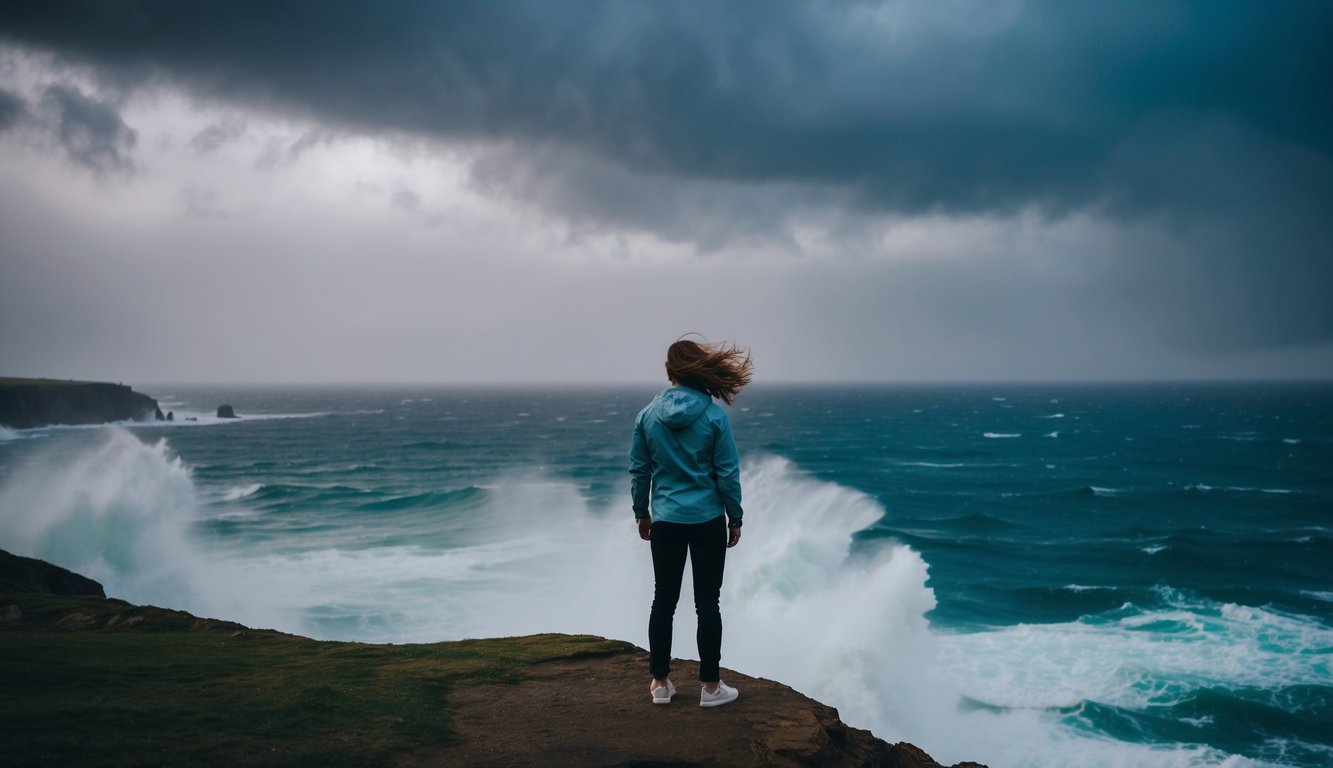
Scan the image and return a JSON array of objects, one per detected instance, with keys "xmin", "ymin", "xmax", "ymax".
[{"xmin": 1, "ymin": 0, "xmax": 1330, "ymax": 383}]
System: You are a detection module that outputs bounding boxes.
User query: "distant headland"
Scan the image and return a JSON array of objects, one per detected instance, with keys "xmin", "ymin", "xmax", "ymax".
[{"xmin": 0, "ymin": 377, "xmax": 164, "ymax": 430}]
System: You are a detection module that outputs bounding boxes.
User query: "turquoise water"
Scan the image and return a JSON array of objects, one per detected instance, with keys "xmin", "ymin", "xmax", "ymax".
[{"xmin": 2, "ymin": 383, "xmax": 1330, "ymax": 767}]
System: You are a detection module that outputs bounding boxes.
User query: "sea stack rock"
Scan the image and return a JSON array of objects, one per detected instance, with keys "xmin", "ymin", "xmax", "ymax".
[{"xmin": 217, "ymin": 404, "xmax": 238, "ymax": 419}]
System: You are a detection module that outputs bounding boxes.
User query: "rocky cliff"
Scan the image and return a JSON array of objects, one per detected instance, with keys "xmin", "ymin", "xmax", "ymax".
[
  {"xmin": 0, "ymin": 377, "xmax": 164, "ymax": 429},
  {"xmin": 0, "ymin": 551, "xmax": 986, "ymax": 768},
  {"xmin": 0, "ymin": 549, "xmax": 106, "ymax": 597}
]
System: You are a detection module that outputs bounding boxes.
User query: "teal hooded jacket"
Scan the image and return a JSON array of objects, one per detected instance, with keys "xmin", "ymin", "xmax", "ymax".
[{"xmin": 630, "ymin": 385, "xmax": 743, "ymax": 525}]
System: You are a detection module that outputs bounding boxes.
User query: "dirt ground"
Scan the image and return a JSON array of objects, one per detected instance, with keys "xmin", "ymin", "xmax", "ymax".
[{"xmin": 400, "ymin": 648, "xmax": 985, "ymax": 768}]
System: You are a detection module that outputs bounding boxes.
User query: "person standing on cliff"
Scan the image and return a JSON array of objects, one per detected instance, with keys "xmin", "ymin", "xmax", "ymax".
[{"xmin": 630, "ymin": 336, "xmax": 751, "ymax": 708}]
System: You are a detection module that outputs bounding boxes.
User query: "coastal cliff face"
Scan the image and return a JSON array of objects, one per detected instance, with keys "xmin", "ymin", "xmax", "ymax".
[
  {"xmin": 0, "ymin": 378, "xmax": 163, "ymax": 429},
  {"xmin": 0, "ymin": 551, "xmax": 985, "ymax": 768},
  {"xmin": 0, "ymin": 549, "xmax": 106, "ymax": 598}
]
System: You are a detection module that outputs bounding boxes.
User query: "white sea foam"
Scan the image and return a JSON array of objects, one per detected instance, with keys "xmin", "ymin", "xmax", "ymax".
[
  {"xmin": 139, "ymin": 410, "xmax": 332, "ymax": 427},
  {"xmin": 0, "ymin": 426, "xmax": 48, "ymax": 442},
  {"xmin": 0, "ymin": 427, "xmax": 220, "ymax": 614},
  {"xmin": 1187, "ymin": 484, "xmax": 1297, "ymax": 496},
  {"xmin": 1088, "ymin": 486, "xmax": 1121, "ymax": 497},
  {"xmin": 984, "ymin": 432, "xmax": 1022, "ymax": 439},
  {"xmin": 220, "ymin": 483, "xmax": 263, "ymax": 502},
  {"xmin": 1141, "ymin": 545, "xmax": 1169, "ymax": 555},
  {"xmin": 1045, "ymin": 431, "xmax": 1059, "ymax": 438},
  {"xmin": 896, "ymin": 461, "xmax": 968, "ymax": 468},
  {"xmin": 937, "ymin": 598, "xmax": 1330, "ymax": 768},
  {"xmin": 1040, "ymin": 413, "xmax": 1066, "ymax": 419},
  {"xmin": 0, "ymin": 435, "xmax": 1305, "ymax": 768},
  {"xmin": 1282, "ymin": 438, "xmax": 1301, "ymax": 444},
  {"xmin": 941, "ymin": 600, "xmax": 1332, "ymax": 712}
]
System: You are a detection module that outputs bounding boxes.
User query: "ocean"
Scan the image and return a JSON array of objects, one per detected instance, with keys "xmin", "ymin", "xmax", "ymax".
[{"xmin": 1, "ymin": 383, "xmax": 1330, "ymax": 768}]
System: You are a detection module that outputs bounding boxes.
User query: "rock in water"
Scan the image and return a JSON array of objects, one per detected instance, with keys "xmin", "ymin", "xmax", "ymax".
[{"xmin": 217, "ymin": 404, "xmax": 238, "ymax": 419}]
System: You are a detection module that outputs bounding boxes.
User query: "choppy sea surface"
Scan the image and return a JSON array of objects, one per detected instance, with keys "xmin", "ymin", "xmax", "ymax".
[{"xmin": 2, "ymin": 383, "xmax": 1330, "ymax": 768}]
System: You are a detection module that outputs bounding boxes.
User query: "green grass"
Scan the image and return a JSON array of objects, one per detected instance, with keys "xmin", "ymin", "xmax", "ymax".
[{"xmin": 1, "ymin": 592, "xmax": 631, "ymax": 767}]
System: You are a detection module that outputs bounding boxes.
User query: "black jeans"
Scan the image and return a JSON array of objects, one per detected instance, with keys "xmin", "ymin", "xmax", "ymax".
[{"xmin": 648, "ymin": 514, "xmax": 727, "ymax": 682}]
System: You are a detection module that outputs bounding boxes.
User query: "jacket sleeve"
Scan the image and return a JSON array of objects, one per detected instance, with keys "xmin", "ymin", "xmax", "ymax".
[
  {"xmin": 629, "ymin": 417, "xmax": 653, "ymax": 519},
  {"xmin": 712, "ymin": 412, "xmax": 743, "ymax": 520}
]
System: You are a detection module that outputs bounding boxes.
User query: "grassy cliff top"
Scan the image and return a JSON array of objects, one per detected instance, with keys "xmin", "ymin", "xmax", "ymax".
[
  {"xmin": 2, "ymin": 590, "xmax": 631, "ymax": 767},
  {"xmin": 0, "ymin": 559, "xmax": 982, "ymax": 768},
  {"xmin": 0, "ymin": 377, "xmax": 108, "ymax": 388}
]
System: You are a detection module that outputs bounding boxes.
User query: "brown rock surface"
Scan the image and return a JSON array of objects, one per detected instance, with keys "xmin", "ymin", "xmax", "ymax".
[{"xmin": 403, "ymin": 650, "xmax": 985, "ymax": 768}]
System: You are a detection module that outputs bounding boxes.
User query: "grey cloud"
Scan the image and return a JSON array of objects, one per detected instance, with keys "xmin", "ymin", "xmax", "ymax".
[
  {"xmin": 0, "ymin": 86, "xmax": 24, "ymax": 130},
  {"xmin": 254, "ymin": 128, "xmax": 333, "ymax": 170},
  {"xmin": 1, "ymin": 1, "xmax": 1326, "ymax": 216},
  {"xmin": 468, "ymin": 143, "xmax": 821, "ymax": 251},
  {"xmin": 1, "ymin": 0, "xmax": 1330, "ymax": 353},
  {"xmin": 179, "ymin": 185, "xmax": 228, "ymax": 219},
  {"xmin": 391, "ymin": 188, "xmax": 421, "ymax": 213},
  {"xmin": 41, "ymin": 84, "xmax": 136, "ymax": 174},
  {"xmin": 188, "ymin": 116, "xmax": 245, "ymax": 154}
]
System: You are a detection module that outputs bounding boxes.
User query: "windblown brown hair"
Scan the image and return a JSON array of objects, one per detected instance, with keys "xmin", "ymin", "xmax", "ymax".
[{"xmin": 664, "ymin": 336, "xmax": 753, "ymax": 405}]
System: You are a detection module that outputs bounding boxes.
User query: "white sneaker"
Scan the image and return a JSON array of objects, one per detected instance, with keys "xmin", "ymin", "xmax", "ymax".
[
  {"xmin": 651, "ymin": 679, "xmax": 676, "ymax": 704},
  {"xmin": 699, "ymin": 681, "xmax": 739, "ymax": 708}
]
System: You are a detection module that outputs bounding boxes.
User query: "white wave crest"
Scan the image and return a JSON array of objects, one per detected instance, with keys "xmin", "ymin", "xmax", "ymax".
[
  {"xmin": 896, "ymin": 461, "xmax": 968, "ymax": 468},
  {"xmin": 0, "ymin": 425, "xmax": 48, "ymax": 442},
  {"xmin": 220, "ymin": 483, "xmax": 263, "ymax": 502},
  {"xmin": 0, "ymin": 427, "xmax": 204, "ymax": 608},
  {"xmin": 0, "ymin": 427, "xmax": 282, "ymax": 628},
  {"xmin": 984, "ymin": 432, "xmax": 1022, "ymax": 439},
  {"xmin": 0, "ymin": 437, "xmax": 1295, "ymax": 768},
  {"xmin": 941, "ymin": 598, "xmax": 1332, "ymax": 711}
]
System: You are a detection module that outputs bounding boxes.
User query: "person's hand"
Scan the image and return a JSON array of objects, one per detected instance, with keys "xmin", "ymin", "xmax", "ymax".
[
  {"xmin": 637, "ymin": 517, "xmax": 652, "ymax": 541},
  {"xmin": 727, "ymin": 526, "xmax": 741, "ymax": 548}
]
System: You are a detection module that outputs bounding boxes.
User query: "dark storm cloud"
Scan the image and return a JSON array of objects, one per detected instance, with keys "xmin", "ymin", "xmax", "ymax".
[
  {"xmin": 1, "ymin": 1, "xmax": 1327, "ymax": 215},
  {"xmin": 1, "ymin": 0, "xmax": 1330, "ymax": 351},
  {"xmin": 40, "ymin": 84, "xmax": 136, "ymax": 174}
]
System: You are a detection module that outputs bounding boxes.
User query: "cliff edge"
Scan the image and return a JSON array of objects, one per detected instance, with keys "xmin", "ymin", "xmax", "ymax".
[
  {"xmin": 0, "ymin": 551, "xmax": 985, "ymax": 768},
  {"xmin": 0, "ymin": 377, "xmax": 164, "ymax": 429}
]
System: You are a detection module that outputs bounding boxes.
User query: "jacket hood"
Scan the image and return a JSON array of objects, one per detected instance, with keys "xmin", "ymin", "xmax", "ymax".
[{"xmin": 653, "ymin": 386, "xmax": 711, "ymax": 430}]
